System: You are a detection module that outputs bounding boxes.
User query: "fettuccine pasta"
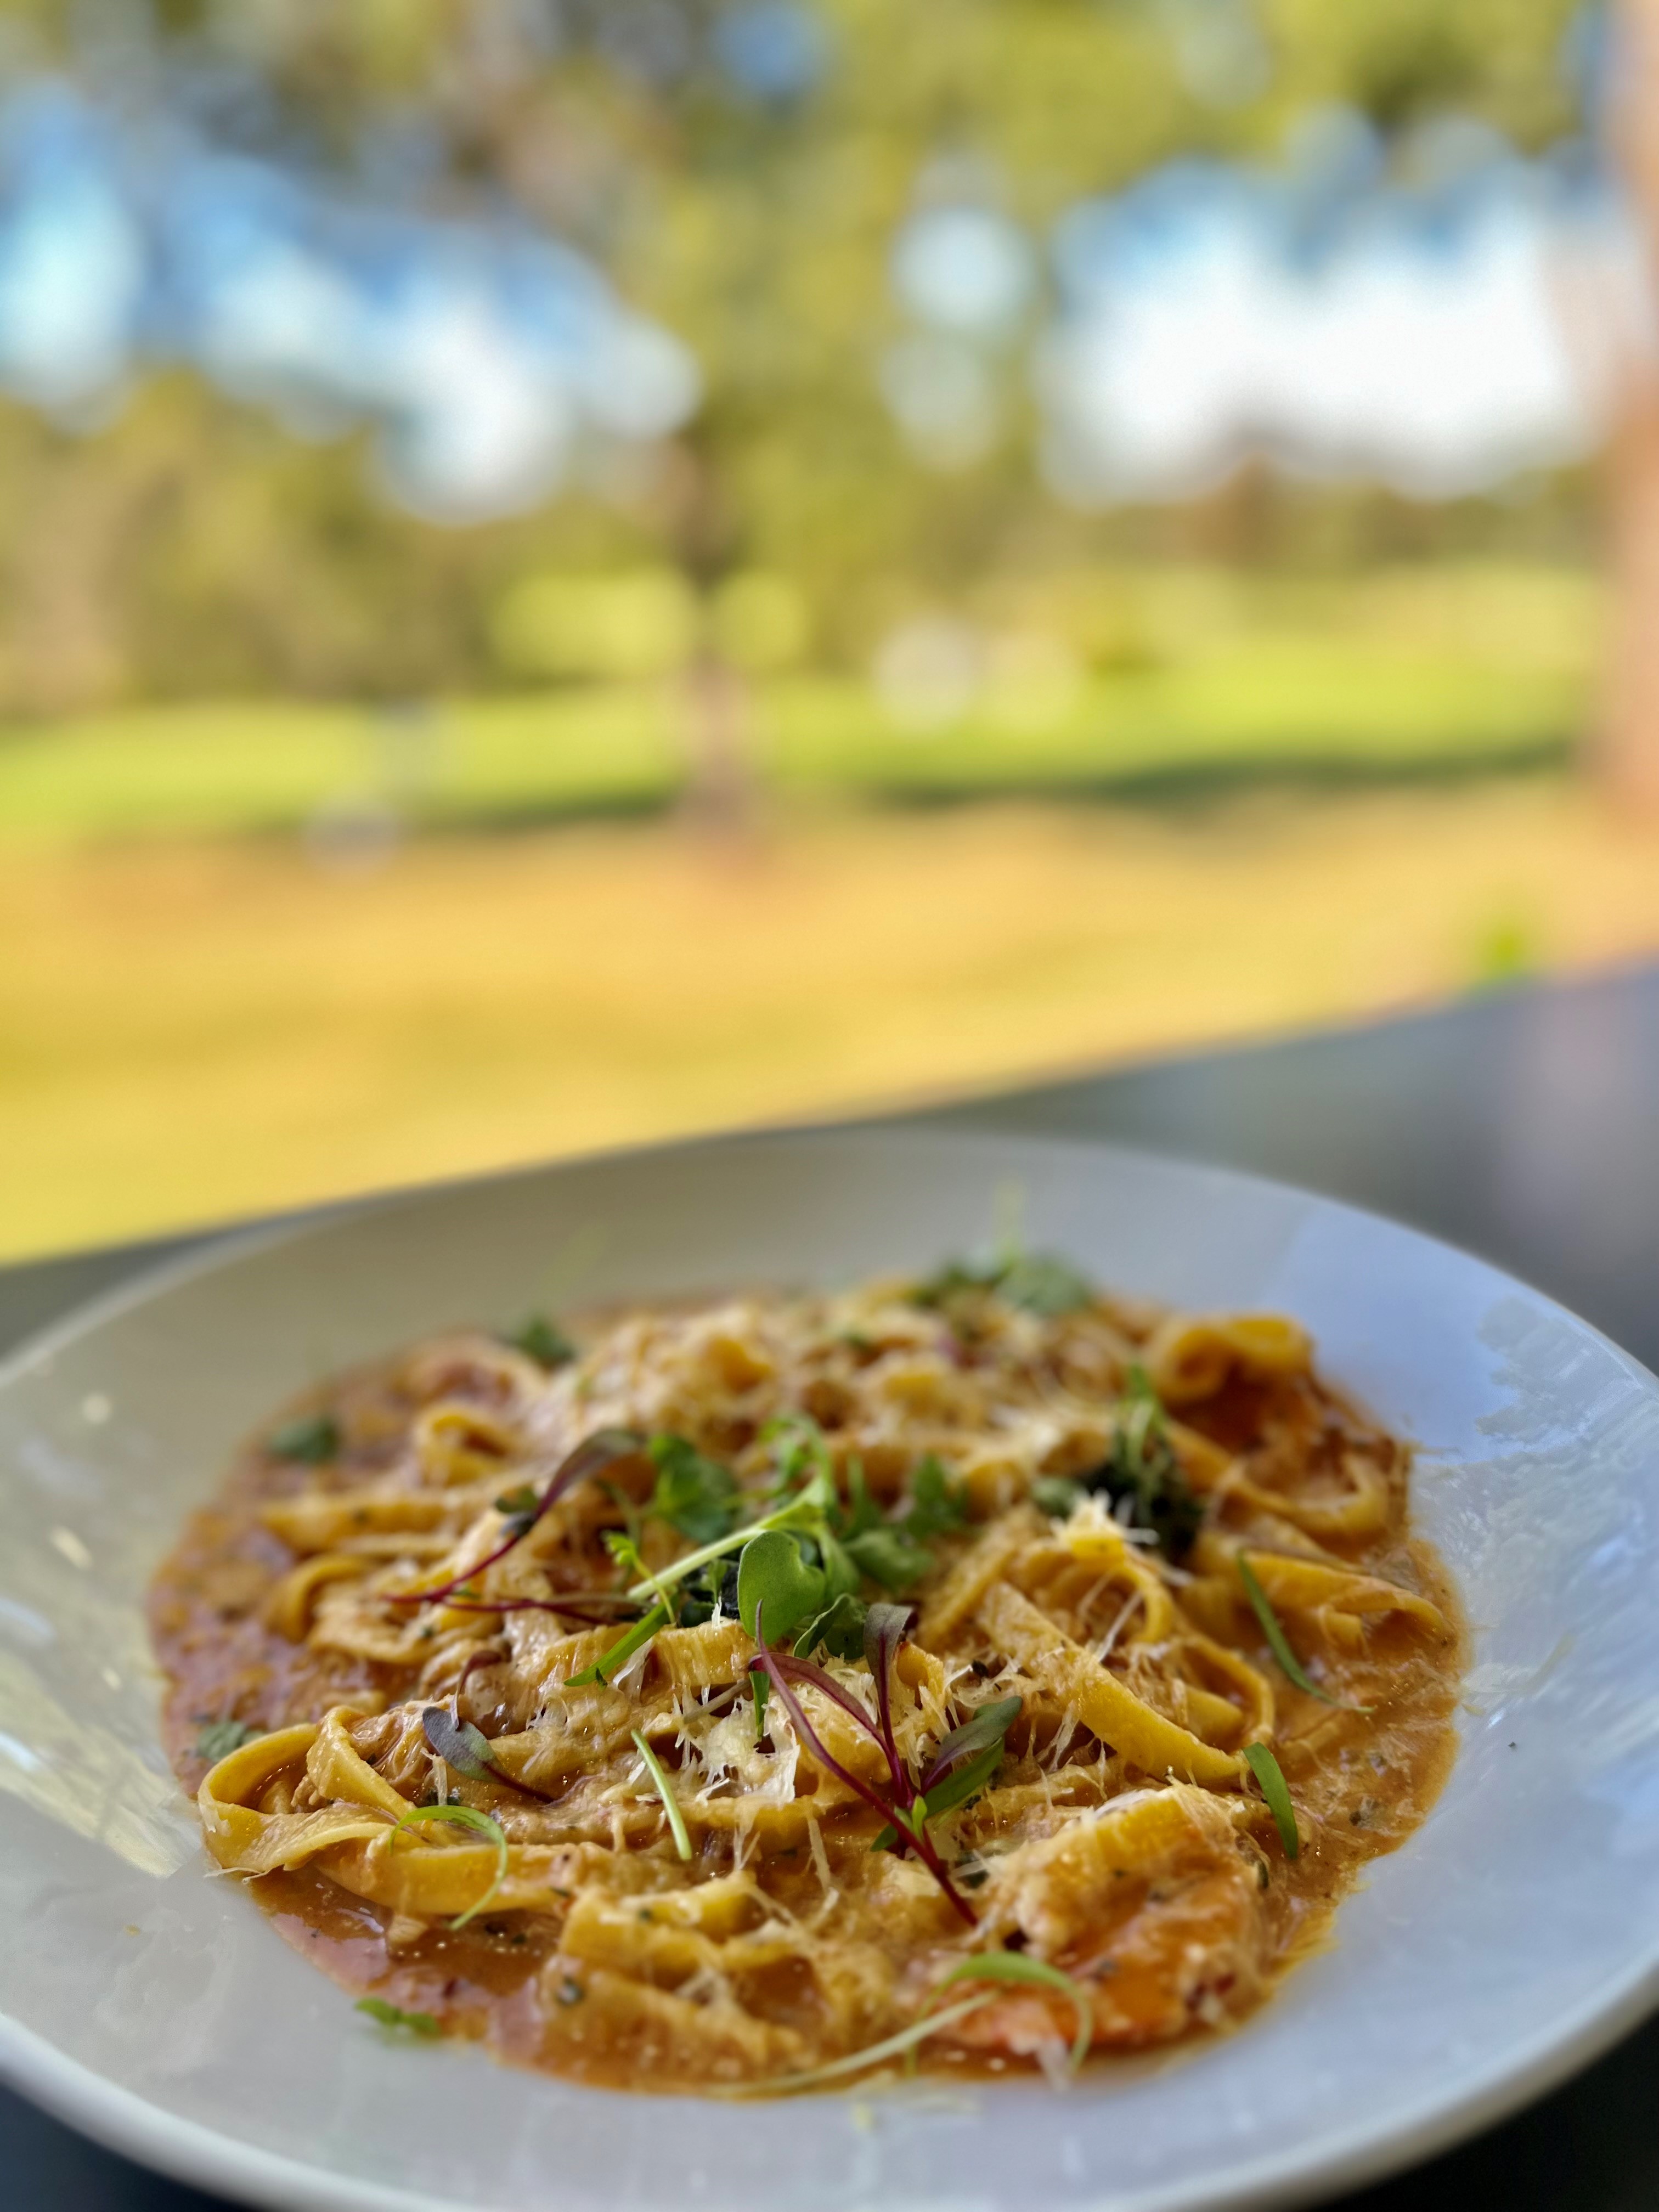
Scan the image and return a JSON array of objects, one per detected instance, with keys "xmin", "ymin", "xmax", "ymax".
[{"xmin": 150, "ymin": 1253, "xmax": 1462, "ymax": 2092}]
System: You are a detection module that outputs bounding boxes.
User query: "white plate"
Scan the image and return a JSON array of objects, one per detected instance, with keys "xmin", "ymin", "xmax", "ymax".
[{"xmin": 3, "ymin": 1127, "xmax": 1659, "ymax": 2212}]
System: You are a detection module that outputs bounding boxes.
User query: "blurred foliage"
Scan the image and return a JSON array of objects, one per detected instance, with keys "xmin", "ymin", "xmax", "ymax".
[{"xmin": 0, "ymin": 0, "xmax": 1598, "ymax": 719}]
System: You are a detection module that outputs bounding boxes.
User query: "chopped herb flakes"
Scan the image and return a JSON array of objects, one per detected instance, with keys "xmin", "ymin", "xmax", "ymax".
[
  {"xmin": 506, "ymin": 1315, "xmax": 577, "ymax": 1368},
  {"xmin": 195, "ymin": 1718, "xmax": 261, "ymax": 1764},
  {"xmin": 266, "ymin": 1413, "xmax": 340, "ymax": 1464},
  {"xmin": 356, "ymin": 1997, "xmax": 441, "ymax": 2037}
]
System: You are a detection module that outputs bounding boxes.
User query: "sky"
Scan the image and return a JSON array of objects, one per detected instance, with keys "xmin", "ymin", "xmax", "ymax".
[{"xmin": 0, "ymin": 71, "xmax": 1641, "ymax": 522}]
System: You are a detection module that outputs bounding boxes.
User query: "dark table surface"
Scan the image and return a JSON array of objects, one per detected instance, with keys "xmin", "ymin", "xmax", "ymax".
[{"xmin": 7, "ymin": 962, "xmax": 1659, "ymax": 2210}]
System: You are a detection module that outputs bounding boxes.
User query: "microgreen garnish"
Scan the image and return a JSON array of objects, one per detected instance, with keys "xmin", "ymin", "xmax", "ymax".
[
  {"xmin": 631, "ymin": 1729, "xmax": 693, "ymax": 1861},
  {"xmin": 715, "ymin": 1993, "xmax": 996, "ymax": 2096},
  {"xmin": 843, "ymin": 1526, "xmax": 934, "ymax": 1590},
  {"xmin": 901, "ymin": 1454, "xmax": 969, "ymax": 1541},
  {"xmin": 506, "ymin": 1315, "xmax": 577, "ymax": 1368},
  {"xmin": 1237, "ymin": 1554, "xmax": 1370, "ymax": 1712},
  {"xmin": 1072, "ymin": 1367, "xmax": 1203, "ymax": 1559},
  {"xmin": 1031, "ymin": 1475, "xmax": 1084, "ymax": 1518},
  {"xmin": 356, "ymin": 1996, "xmax": 441, "ymax": 2036},
  {"xmin": 929, "ymin": 1952, "xmax": 1094, "ymax": 2070},
  {"xmin": 389, "ymin": 1427, "xmax": 644, "ymax": 1609},
  {"xmin": 792, "ymin": 1590, "xmax": 868, "ymax": 1661},
  {"xmin": 195, "ymin": 1718, "xmax": 261, "ymax": 1763},
  {"xmin": 618, "ymin": 1458, "xmax": 839, "ymax": 1608},
  {"xmin": 910, "ymin": 1251, "xmax": 1094, "ymax": 1318},
  {"xmin": 747, "ymin": 1599, "xmax": 987, "ymax": 1925},
  {"xmin": 267, "ymin": 1412, "xmax": 340, "ymax": 1464},
  {"xmin": 421, "ymin": 1706, "xmax": 496, "ymax": 1782},
  {"xmin": 647, "ymin": 1434, "xmax": 742, "ymax": 1544},
  {"xmin": 388, "ymin": 1802, "xmax": 510, "ymax": 1927},
  {"xmin": 1242, "ymin": 1741, "xmax": 1299, "ymax": 1860},
  {"xmin": 565, "ymin": 1602, "xmax": 672, "ymax": 1688},
  {"xmin": 871, "ymin": 1694, "xmax": 1020, "ymax": 1850}
]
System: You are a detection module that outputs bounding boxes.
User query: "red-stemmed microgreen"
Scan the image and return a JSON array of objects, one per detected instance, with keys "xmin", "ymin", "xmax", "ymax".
[
  {"xmin": 420, "ymin": 1705, "xmax": 554, "ymax": 1803},
  {"xmin": 870, "ymin": 1693, "xmax": 1022, "ymax": 1850},
  {"xmin": 747, "ymin": 1600, "xmax": 986, "ymax": 1927},
  {"xmin": 387, "ymin": 1427, "xmax": 644, "ymax": 1610}
]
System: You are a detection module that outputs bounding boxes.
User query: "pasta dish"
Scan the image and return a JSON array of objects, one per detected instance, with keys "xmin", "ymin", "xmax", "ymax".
[{"xmin": 150, "ymin": 1251, "xmax": 1462, "ymax": 2093}]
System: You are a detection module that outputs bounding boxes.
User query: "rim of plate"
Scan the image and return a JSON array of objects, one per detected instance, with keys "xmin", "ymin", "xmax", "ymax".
[{"xmin": 1, "ymin": 1121, "xmax": 1656, "ymax": 2212}]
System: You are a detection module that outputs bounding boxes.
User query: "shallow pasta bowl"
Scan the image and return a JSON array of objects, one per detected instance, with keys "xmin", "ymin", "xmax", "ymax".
[{"xmin": 3, "ymin": 1126, "xmax": 1659, "ymax": 2212}]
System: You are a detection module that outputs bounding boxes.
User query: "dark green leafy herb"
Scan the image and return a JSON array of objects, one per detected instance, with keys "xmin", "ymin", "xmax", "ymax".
[
  {"xmin": 356, "ymin": 1997, "xmax": 441, "ymax": 2037},
  {"xmin": 901, "ymin": 1454, "xmax": 969, "ymax": 1542},
  {"xmin": 1237, "ymin": 1554, "xmax": 1370, "ymax": 1712},
  {"xmin": 1072, "ymin": 1367, "xmax": 1203, "ymax": 1559},
  {"xmin": 647, "ymin": 1434, "xmax": 741, "ymax": 1544},
  {"xmin": 421, "ymin": 1706, "xmax": 496, "ymax": 1782},
  {"xmin": 929, "ymin": 1953, "xmax": 1093, "ymax": 2068},
  {"xmin": 631, "ymin": 1728, "xmax": 693, "ymax": 1860},
  {"xmin": 1242, "ymin": 1741, "xmax": 1300, "ymax": 1859},
  {"xmin": 195, "ymin": 1718, "xmax": 261, "ymax": 1764},
  {"xmin": 1031, "ymin": 1475, "xmax": 1085, "ymax": 1519},
  {"xmin": 737, "ymin": 1529, "xmax": 828, "ymax": 1649},
  {"xmin": 506, "ymin": 1316, "xmax": 577, "ymax": 1369},
  {"xmin": 843, "ymin": 1526, "xmax": 934, "ymax": 1591},
  {"xmin": 791, "ymin": 1591, "xmax": 868, "ymax": 1662},
  {"xmin": 676, "ymin": 1557, "xmax": 741, "ymax": 1627},
  {"xmin": 267, "ymin": 1413, "xmax": 340, "ymax": 1465}
]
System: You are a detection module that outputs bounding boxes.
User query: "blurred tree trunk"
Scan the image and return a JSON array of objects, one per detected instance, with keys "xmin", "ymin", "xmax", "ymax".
[{"xmin": 1600, "ymin": 0, "xmax": 1659, "ymax": 808}]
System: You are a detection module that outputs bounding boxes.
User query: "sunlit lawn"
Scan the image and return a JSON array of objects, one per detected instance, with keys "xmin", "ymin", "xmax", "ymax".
[
  {"xmin": 0, "ymin": 563, "xmax": 1598, "ymax": 842},
  {"xmin": 6, "ymin": 774, "xmax": 1659, "ymax": 1261}
]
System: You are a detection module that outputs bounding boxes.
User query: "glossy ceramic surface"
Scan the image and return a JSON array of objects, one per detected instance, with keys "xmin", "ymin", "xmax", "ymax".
[{"xmin": 3, "ymin": 1128, "xmax": 1658, "ymax": 2212}]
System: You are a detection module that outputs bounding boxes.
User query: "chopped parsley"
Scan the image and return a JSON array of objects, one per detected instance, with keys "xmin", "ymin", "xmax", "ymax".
[
  {"xmin": 195, "ymin": 1718, "xmax": 261, "ymax": 1764},
  {"xmin": 266, "ymin": 1413, "xmax": 340, "ymax": 1465},
  {"xmin": 505, "ymin": 1315, "xmax": 577, "ymax": 1369},
  {"xmin": 355, "ymin": 1997, "xmax": 441, "ymax": 2037}
]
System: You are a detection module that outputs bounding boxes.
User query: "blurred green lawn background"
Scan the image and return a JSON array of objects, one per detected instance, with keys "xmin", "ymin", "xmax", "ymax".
[{"xmin": 0, "ymin": 564, "xmax": 1595, "ymax": 842}]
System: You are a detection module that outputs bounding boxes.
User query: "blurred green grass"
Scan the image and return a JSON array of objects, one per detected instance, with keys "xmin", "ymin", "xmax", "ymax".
[{"xmin": 0, "ymin": 563, "xmax": 1600, "ymax": 842}]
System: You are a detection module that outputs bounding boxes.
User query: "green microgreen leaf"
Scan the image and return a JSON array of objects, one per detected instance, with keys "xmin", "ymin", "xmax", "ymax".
[
  {"xmin": 737, "ymin": 1530, "xmax": 826, "ymax": 1649},
  {"xmin": 388, "ymin": 1802, "xmax": 510, "ymax": 1928},
  {"xmin": 1031, "ymin": 1475, "xmax": 1084, "ymax": 1519},
  {"xmin": 356, "ymin": 1996, "xmax": 441, "ymax": 2037},
  {"xmin": 631, "ymin": 1729, "xmax": 693, "ymax": 1861},
  {"xmin": 791, "ymin": 1590, "xmax": 869, "ymax": 1662},
  {"xmin": 267, "ymin": 1412, "xmax": 340, "ymax": 1464},
  {"xmin": 930, "ymin": 1952, "xmax": 1094, "ymax": 2069},
  {"xmin": 195, "ymin": 1718, "xmax": 261, "ymax": 1764},
  {"xmin": 421, "ymin": 1706, "xmax": 496, "ymax": 1782},
  {"xmin": 620, "ymin": 1465, "xmax": 836, "ymax": 1606},
  {"xmin": 714, "ymin": 1993, "xmax": 996, "ymax": 2097},
  {"xmin": 605, "ymin": 1528, "xmax": 680, "ymax": 1626},
  {"xmin": 909, "ymin": 1250, "xmax": 1095, "ymax": 1319},
  {"xmin": 506, "ymin": 1315, "xmax": 577, "ymax": 1369},
  {"xmin": 996, "ymin": 1254, "xmax": 1096, "ymax": 1317},
  {"xmin": 901, "ymin": 1454, "xmax": 969, "ymax": 1541},
  {"xmin": 1242, "ymin": 1741, "xmax": 1300, "ymax": 1860},
  {"xmin": 565, "ymin": 1602, "xmax": 671, "ymax": 1688},
  {"xmin": 922, "ymin": 1695, "xmax": 1023, "ymax": 1789},
  {"xmin": 1237, "ymin": 1554, "xmax": 1370, "ymax": 1712},
  {"xmin": 844, "ymin": 1526, "xmax": 934, "ymax": 1591},
  {"xmin": 646, "ymin": 1434, "xmax": 741, "ymax": 1544}
]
